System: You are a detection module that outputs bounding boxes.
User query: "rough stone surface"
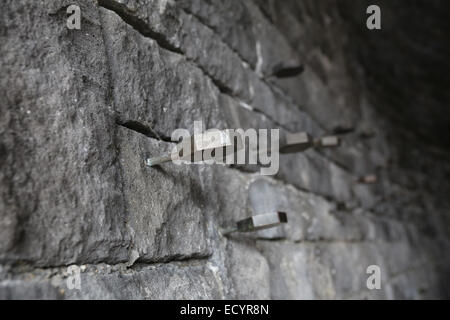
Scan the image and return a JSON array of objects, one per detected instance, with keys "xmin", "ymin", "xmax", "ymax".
[
  {"xmin": 0, "ymin": 0, "xmax": 130, "ymax": 267},
  {"xmin": 116, "ymin": 128, "xmax": 212, "ymax": 262},
  {"xmin": 226, "ymin": 241, "xmax": 270, "ymax": 299},
  {"xmin": 1, "ymin": 0, "xmax": 449, "ymax": 300}
]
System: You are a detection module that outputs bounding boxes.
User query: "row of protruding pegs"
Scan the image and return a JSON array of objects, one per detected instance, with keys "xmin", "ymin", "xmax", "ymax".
[
  {"xmin": 144, "ymin": 129, "xmax": 374, "ymax": 236},
  {"xmin": 145, "ymin": 130, "xmax": 341, "ymax": 167},
  {"xmin": 144, "ymin": 61, "xmax": 376, "ymax": 236}
]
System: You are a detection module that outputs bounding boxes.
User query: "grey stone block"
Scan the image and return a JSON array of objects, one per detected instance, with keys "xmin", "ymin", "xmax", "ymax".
[
  {"xmin": 258, "ymin": 242, "xmax": 391, "ymax": 299},
  {"xmin": 248, "ymin": 178, "xmax": 371, "ymax": 242},
  {"xmin": 99, "ymin": 8, "xmax": 224, "ymax": 137},
  {"xmin": 0, "ymin": 280, "xmax": 62, "ymax": 300},
  {"xmin": 99, "ymin": 1, "xmax": 316, "ymax": 134},
  {"xmin": 116, "ymin": 127, "xmax": 212, "ymax": 262},
  {"xmin": 257, "ymin": 242, "xmax": 334, "ymax": 299},
  {"xmin": 178, "ymin": 0, "xmax": 258, "ymax": 68},
  {"xmin": 0, "ymin": 262, "xmax": 227, "ymax": 300},
  {"xmin": 0, "ymin": 0, "xmax": 130, "ymax": 266},
  {"xmin": 178, "ymin": 0, "xmax": 300, "ymax": 77},
  {"xmin": 64, "ymin": 263, "xmax": 226, "ymax": 299},
  {"xmin": 226, "ymin": 241, "xmax": 270, "ymax": 299}
]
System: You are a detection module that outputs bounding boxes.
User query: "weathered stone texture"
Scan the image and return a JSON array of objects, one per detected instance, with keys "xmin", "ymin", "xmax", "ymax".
[
  {"xmin": 116, "ymin": 128, "xmax": 212, "ymax": 262},
  {"xmin": 1, "ymin": 0, "xmax": 449, "ymax": 300},
  {"xmin": 0, "ymin": 0, "xmax": 130, "ymax": 267}
]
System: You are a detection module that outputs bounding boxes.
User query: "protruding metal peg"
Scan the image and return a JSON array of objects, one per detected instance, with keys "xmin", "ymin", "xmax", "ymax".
[
  {"xmin": 145, "ymin": 155, "xmax": 173, "ymax": 167},
  {"xmin": 314, "ymin": 136, "xmax": 341, "ymax": 149},
  {"xmin": 280, "ymin": 132, "xmax": 314, "ymax": 154},
  {"xmin": 356, "ymin": 174, "xmax": 378, "ymax": 184},
  {"xmin": 221, "ymin": 212, "xmax": 288, "ymax": 236},
  {"xmin": 280, "ymin": 132, "xmax": 341, "ymax": 154},
  {"xmin": 145, "ymin": 130, "xmax": 243, "ymax": 167},
  {"xmin": 271, "ymin": 62, "xmax": 305, "ymax": 78}
]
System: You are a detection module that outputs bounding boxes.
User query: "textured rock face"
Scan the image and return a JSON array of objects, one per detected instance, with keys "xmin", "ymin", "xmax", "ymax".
[
  {"xmin": 1, "ymin": 0, "xmax": 449, "ymax": 299},
  {"xmin": 0, "ymin": 0, "xmax": 131, "ymax": 267}
]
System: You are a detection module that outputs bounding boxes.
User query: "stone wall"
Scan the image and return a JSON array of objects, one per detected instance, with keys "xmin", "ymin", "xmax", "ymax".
[{"xmin": 1, "ymin": 0, "xmax": 449, "ymax": 299}]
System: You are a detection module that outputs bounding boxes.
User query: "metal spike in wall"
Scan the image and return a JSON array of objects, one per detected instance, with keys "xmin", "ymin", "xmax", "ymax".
[
  {"xmin": 280, "ymin": 132, "xmax": 341, "ymax": 154},
  {"xmin": 313, "ymin": 136, "xmax": 341, "ymax": 149},
  {"xmin": 355, "ymin": 174, "xmax": 378, "ymax": 184},
  {"xmin": 221, "ymin": 212, "xmax": 288, "ymax": 236},
  {"xmin": 145, "ymin": 130, "xmax": 244, "ymax": 167},
  {"xmin": 270, "ymin": 61, "xmax": 305, "ymax": 78},
  {"xmin": 280, "ymin": 132, "xmax": 313, "ymax": 154}
]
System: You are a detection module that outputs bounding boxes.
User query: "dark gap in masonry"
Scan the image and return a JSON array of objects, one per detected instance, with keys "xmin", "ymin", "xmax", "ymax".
[
  {"xmin": 98, "ymin": 0, "xmax": 183, "ymax": 55},
  {"xmin": 116, "ymin": 119, "xmax": 172, "ymax": 143}
]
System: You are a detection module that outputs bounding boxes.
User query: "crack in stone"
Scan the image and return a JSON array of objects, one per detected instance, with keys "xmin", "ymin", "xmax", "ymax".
[
  {"xmin": 97, "ymin": 1, "xmax": 354, "ymax": 180},
  {"xmin": 116, "ymin": 119, "xmax": 172, "ymax": 143},
  {"xmin": 0, "ymin": 255, "xmax": 213, "ymax": 278},
  {"xmin": 98, "ymin": 0, "xmax": 183, "ymax": 54},
  {"xmin": 179, "ymin": 6, "xmax": 257, "ymax": 70},
  {"xmin": 96, "ymin": 1, "xmax": 376, "ymax": 212},
  {"xmin": 97, "ymin": 1, "xmax": 309, "ymax": 133}
]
